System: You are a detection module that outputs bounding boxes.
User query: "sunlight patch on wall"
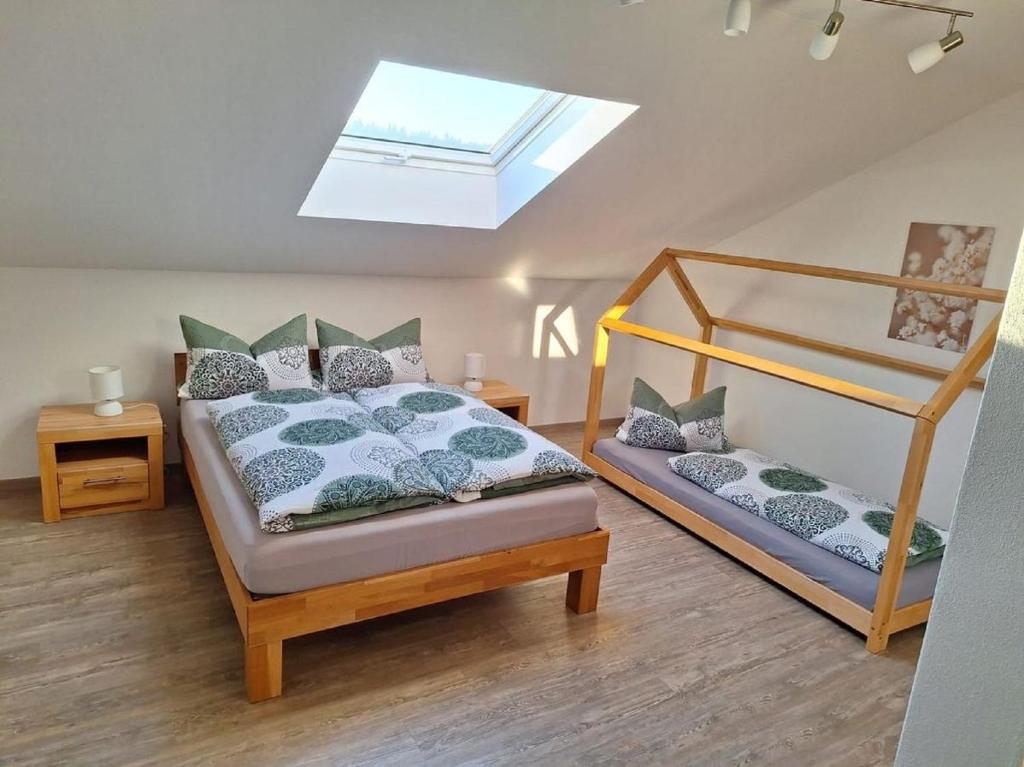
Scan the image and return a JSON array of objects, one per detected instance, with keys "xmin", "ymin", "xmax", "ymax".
[
  {"xmin": 533, "ymin": 305, "xmax": 579, "ymax": 359},
  {"xmin": 504, "ymin": 273, "xmax": 530, "ymax": 296}
]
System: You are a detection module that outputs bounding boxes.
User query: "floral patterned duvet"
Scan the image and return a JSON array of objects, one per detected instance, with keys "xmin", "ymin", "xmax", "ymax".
[
  {"xmin": 352, "ymin": 383, "xmax": 595, "ymax": 502},
  {"xmin": 206, "ymin": 384, "xmax": 594, "ymax": 532},
  {"xmin": 667, "ymin": 448, "xmax": 948, "ymax": 573}
]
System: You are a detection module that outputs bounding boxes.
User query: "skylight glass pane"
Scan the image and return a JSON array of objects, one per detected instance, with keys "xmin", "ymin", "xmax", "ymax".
[{"xmin": 342, "ymin": 61, "xmax": 547, "ymax": 153}]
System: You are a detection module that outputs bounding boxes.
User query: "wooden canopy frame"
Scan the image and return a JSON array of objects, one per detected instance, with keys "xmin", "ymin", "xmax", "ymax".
[{"xmin": 583, "ymin": 248, "xmax": 1005, "ymax": 653}]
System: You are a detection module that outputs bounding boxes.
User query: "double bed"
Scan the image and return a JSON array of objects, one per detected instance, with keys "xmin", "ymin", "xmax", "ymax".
[{"xmin": 175, "ymin": 355, "xmax": 608, "ymax": 702}]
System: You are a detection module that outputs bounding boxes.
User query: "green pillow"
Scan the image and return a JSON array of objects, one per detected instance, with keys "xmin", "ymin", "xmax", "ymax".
[
  {"xmin": 180, "ymin": 314, "xmax": 312, "ymax": 399},
  {"xmin": 616, "ymin": 378, "xmax": 729, "ymax": 452},
  {"xmin": 315, "ymin": 318, "xmax": 428, "ymax": 391}
]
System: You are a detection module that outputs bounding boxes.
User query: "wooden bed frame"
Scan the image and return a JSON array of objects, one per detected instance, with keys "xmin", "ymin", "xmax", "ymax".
[
  {"xmin": 583, "ymin": 248, "xmax": 1005, "ymax": 653},
  {"xmin": 173, "ymin": 353, "xmax": 609, "ymax": 702}
]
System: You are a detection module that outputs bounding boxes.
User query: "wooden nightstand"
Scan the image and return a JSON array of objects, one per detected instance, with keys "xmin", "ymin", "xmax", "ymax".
[
  {"xmin": 36, "ymin": 402, "xmax": 165, "ymax": 523},
  {"xmin": 470, "ymin": 379, "xmax": 530, "ymax": 425}
]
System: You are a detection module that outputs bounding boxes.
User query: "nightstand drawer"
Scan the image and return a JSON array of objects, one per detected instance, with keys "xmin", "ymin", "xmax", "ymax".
[{"xmin": 58, "ymin": 458, "xmax": 150, "ymax": 509}]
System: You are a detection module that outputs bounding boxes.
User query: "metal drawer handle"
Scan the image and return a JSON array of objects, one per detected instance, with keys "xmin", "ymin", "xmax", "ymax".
[{"xmin": 82, "ymin": 476, "xmax": 129, "ymax": 486}]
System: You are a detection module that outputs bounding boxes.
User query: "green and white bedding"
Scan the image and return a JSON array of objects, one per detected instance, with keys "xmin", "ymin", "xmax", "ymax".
[
  {"xmin": 206, "ymin": 383, "xmax": 595, "ymax": 532},
  {"xmin": 207, "ymin": 389, "xmax": 446, "ymax": 532},
  {"xmin": 316, "ymin": 318, "xmax": 429, "ymax": 392},
  {"xmin": 180, "ymin": 314, "xmax": 314, "ymax": 399},
  {"xmin": 667, "ymin": 448, "xmax": 948, "ymax": 573},
  {"xmin": 352, "ymin": 382, "xmax": 595, "ymax": 502},
  {"xmin": 617, "ymin": 378, "xmax": 729, "ymax": 453}
]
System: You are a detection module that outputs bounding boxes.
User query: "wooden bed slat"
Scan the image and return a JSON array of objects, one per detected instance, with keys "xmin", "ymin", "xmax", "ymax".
[
  {"xmin": 246, "ymin": 530, "xmax": 610, "ymax": 645},
  {"xmin": 669, "ymin": 248, "xmax": 1008, "ymax": 303},
  {"xmin": 867, "ymin": 416, "xmax": 936, "ymax": 653},
  {"xmin": 919, "ymin": 311, "xmax": 1002, "ymax": 422},
  {"xmin": 712, "ymin": 316, "xmax": 986, "ymax": 391},
  {"xmin": 600, "ymin": 317, "xmax": 925, "ymax": 418}
]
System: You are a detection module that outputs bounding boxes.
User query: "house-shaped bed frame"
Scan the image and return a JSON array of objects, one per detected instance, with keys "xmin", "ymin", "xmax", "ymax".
[{"xmin": 582, "ymin": 248, "xmax": 1006, "ymax": 652}]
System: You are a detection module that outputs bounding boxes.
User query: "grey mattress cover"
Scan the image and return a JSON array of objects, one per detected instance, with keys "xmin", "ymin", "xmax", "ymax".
[
  {"xmin": 181, "ymin": 400, "xmax": 599, "ymax": 595},
  {"xmin": 593, "ymin": 438, "xmax": 940, "ymax": 609}
]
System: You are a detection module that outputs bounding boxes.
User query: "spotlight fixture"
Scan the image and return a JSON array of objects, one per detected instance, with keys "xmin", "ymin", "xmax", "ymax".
[
  {"xmin": 907, "ymin": 15, "xmax": 964, "ymax": 74},
  {"xmin": 810, "ymin": 0, "xmax": 844, "ymax": 61},
  {"xmin": 859, "ymin": 0, "xmax": 972, "ymax": 74},
  {"xmin": 724, "ymin": 0, "xmax": 751, "ymax": 37},
  {"xmin": 696, "ymin": 0, "xmax": 978, "ymax": 74}
]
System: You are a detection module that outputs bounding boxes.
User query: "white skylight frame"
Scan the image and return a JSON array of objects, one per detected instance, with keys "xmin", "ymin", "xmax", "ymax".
[
  {"xmin": 300, "ymin": 62, "xmax": 639, "ymax": 229},
  {"xmin": 334, "ymin": 90, "xmax": 572, "ymax": 176}
]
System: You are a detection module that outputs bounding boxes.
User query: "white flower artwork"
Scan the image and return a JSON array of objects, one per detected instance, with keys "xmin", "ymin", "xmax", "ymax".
[{"xmin": 887, "ymin": 222, "xmax": 995, "ymax": 353}]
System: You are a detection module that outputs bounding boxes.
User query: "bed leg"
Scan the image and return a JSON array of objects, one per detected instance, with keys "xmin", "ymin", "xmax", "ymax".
[
  {"xmin": 245, "ymin": 641, "xmax": 283, "ymax": 703},
  {"xmin": 865, "ymin": 626, "xmax": 890, "ymax": 655},
  {"xmin": 566, "ymin": 566, "xmax": 602, "ymax": 614}
]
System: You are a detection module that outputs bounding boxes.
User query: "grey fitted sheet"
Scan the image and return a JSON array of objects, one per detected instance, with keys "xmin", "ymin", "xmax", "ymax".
[
  {"xmin": 593, "ymin": 438, "xmax": 940, "ymax": 610},
  {"xmin": 181, "ymin": 400, "xmax": 599, "ymax": 594}
]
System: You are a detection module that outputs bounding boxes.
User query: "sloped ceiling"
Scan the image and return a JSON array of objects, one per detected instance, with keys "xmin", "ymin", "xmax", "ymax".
[{"xmin": 0, "ymin": 0, "xmax": 1021, "ymax": 279}]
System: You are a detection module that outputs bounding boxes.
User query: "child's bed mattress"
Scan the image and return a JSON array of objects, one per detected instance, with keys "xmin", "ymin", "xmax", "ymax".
[
  {"xmin": 181, "ymin": 400, "xmax": 599, "ymax": 594},
  {"xmin": 592, "ymin": 438, "xmax": 940, "ymax": 610}
]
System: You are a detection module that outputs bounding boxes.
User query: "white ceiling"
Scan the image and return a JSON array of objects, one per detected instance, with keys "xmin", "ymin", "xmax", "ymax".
[{"xmin": 0, "ymin": 0, "xmax": 1021, "ymax": 280}]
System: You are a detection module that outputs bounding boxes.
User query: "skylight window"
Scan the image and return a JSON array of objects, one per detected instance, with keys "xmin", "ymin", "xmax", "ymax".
[
  {"xmin": 300, "ymin": 61, "xmax": 638, "ymax": 229},
  {"xmin": 342, "ymin": 62, "xmax": 549, "ymax": 154}
]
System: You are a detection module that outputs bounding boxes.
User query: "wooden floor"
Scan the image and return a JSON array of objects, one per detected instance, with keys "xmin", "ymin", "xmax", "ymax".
[{"xmin": 0, "ymin": 423, "xmax": 923, "ymax": 766}]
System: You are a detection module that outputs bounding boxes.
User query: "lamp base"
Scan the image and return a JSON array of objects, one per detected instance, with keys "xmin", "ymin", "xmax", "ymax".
[
  {"xmin": 464, "ymin": 379, "xmax": 483, "ymax": 392},
  {"xmin": 94, "ymin": 399, "xmax": 124, "ymax": 417}
]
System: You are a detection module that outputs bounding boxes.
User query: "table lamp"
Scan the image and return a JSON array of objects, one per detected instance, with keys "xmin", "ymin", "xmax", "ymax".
[
  {"xmin": 89, "ymin": 365, "xmax": 125, "ymax": 416},
  {"xmin": 463, "ymin": 353, "xmax": 485, "ymax": 392}
]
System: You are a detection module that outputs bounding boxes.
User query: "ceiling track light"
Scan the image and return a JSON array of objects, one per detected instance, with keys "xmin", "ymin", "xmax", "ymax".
[
  {"xmin": 908, "ymin": 14, "xmax": 964, "ymax": 74},
  {"xmin": 724, "ymin": 0, "xmax": 752, "ymax": 37},
  {"xmin": 810, "ymin": 0, "xmax": 845, "ymax": 61},
  {"xmin": 847, "ymin": 0, "xmax": 973, "ymax": 73},
  {"xmin": 701, "ymin": 0, "xmax": 976, "ymax": 74}
]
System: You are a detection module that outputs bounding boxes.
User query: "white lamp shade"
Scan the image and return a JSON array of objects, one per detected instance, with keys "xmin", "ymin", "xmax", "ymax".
[
  {"xmin": 724, "ymin": 0, "xmax": 751, "ymax": 36},
  {"xmin": 908, "ymin": 41, "xmax": 944, "ymax": 74},
  {"xmin": 810, "ymin": 30, "xmax": 840, "ymax": 61},
  {"xmin": 89, "ymin": 365, "xmax": 124, "ymax": 401},
  {"xmin": 464, "ymin": 353, "xmax": 485, "ymax": 379}
]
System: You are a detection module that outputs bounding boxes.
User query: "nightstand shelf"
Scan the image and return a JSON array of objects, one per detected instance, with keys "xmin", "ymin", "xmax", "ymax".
[{"xmin": 37, "ymin": 402, "xmax": 165, "ymax": 523}]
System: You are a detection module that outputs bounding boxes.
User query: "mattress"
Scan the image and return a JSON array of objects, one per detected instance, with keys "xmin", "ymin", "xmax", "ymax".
[
  {"xmin": 181, "ymin": 400, "xmax": 599, "ymax": 594},
  {"xmin": 592, "ymin": 438, "xmax": 940, "ymax": 610}
]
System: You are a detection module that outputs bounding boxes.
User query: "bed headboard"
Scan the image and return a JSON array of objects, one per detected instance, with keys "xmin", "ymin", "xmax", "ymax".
[{"xmin": 173, "ymin": 349, "xmax": 322, "ymax": 396}]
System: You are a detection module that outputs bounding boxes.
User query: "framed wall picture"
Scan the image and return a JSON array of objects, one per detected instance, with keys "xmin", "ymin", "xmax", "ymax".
[{"xmin": 887, "ymin": 222, "xmax": 995, "ymax": 353}]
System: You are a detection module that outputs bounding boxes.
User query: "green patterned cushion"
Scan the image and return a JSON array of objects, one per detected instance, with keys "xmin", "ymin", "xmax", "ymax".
[
  {"xmin": 315, "ymin": 317, "xmax": 428, "ymax": 391},
  {"xmin": 180, "ymin": 314, "xmax": 313, "ymax": 399},
  {"xmin": 616, "ymin": 378, "xmax": 728, "ymax": 452}
]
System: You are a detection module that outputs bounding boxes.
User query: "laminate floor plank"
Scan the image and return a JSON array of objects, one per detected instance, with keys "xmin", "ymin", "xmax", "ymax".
[{"xmin": 0, "ymin": 424, "xmax": 922, "ymax": 766}]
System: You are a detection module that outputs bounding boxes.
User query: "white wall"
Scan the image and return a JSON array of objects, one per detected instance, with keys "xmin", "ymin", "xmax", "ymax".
[
  {"xmin": 0, "ymin": 269, "xmax": 633, "ymax": 479},
  {"xmin": 633, "ymin": 91, "xmax": 1024, "ymax": 527},
  {"xmin": 895, "ymin": 239, "xmax": 1024, "ymax": 767}
]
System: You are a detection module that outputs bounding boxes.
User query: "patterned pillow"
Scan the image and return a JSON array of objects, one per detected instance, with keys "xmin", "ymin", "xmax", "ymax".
[
  {"xmin": 179, "ymin": 315, "xmax": 313, "ymax": 399},
  {"xmin": 315, "ymin": 318, "xmax": 429, "ymax": 392},
  {"xmin": 616, "ymin": 378, "xmax": 728, "ymax": 452}
]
